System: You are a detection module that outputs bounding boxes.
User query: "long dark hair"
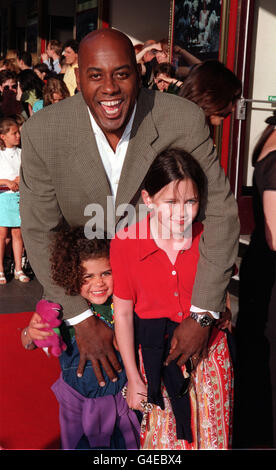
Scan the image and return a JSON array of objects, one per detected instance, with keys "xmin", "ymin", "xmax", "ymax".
[
  {"xmin": 143, "ymin": 147, "xmax": 207, "ymax": 215},
  {"xmin": 18, "ymin": 69, "xmax": 44, "ymax": 99},
  {"xmin": 179, "ymin": 60, "xmax": 242, "ymax": 117}
]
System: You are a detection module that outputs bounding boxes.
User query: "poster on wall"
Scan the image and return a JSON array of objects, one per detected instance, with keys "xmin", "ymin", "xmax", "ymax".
[
  {"xmin": 170, "ymin": 0, "xmax": 222, "ymax": 66},
  {"xmin": 76, "ymin": 0, "xmax": 108, "ymax": 42}
]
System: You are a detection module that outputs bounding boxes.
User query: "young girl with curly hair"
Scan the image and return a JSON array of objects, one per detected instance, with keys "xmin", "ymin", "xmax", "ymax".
[{"xmin": 21, "ymin": 227, "xmax": 140, "ymax": 450}]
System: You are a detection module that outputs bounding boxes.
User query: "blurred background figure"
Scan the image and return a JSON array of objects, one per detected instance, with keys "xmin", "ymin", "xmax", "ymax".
[
  {"xmin": 0, "ymin": 70, "xmax": 23, "ymax": 118},
  {"xmin": 33, "ymin": 63, "xmax": 57, "ymax": 83},
  {"xmin": 62, "ymin": 39, "xmax": 79, "ymax": 96},
  {"xmin": 41, "ymin": 39, "xmax": 62, "ymax": 75},
  {"xmin": 152, "ymin": 62, "xmax": 183, "ymax": 94},
  {"xmin": 16, "ymin": 51, "xmax": 32, "ymax": 71},
  {"xmin": 234, "ymin": 111, "xmax": 276, "ymax": 449},
  {"xmin": 42, "ymin": 77, "xmax": 70, "ymax": 107},
  {"xmin": 17, "ymin": 69, "xmax": 44, "ymax": 116}
]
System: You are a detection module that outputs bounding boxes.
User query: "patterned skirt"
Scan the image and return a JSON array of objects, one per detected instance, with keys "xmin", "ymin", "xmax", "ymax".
[{"xmin": 140, "ymin": 330, "xmax": 234, "ymax": 450}]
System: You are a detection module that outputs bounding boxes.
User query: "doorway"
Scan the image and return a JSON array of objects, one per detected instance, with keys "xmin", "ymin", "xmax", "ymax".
[{"xmin": 230, "ymin": 0, "xmax": 276, "ymax": 234}]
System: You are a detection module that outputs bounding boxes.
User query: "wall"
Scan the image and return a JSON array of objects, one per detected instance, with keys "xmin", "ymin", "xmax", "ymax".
[
  {"xmin": 243, "ymin": 0, "xmax": 276, "ymax": 186},
  {"xmin": 109, "ymin": 0, "xmax": 171, "ymax": 45}
]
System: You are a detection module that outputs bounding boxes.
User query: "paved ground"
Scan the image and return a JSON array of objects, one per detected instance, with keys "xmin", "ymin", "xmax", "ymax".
[{"xmin": 0, "ymin": 271, "xmax": 42, "ymax": 314}]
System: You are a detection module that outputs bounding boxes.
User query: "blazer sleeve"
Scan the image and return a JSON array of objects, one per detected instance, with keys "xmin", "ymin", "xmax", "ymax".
[
  {"xmin": 184, "ymin": 107, "xmax": 240, "ymax": 312},
  {"xmin": 19, "ymin": 121, "xmax": 89, "ymax": 320}
]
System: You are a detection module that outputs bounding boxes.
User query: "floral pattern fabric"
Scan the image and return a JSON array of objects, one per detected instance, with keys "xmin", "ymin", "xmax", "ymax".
[{"xmin": 139, "ymin": 331, "xmax": 233, "ymax": 450}]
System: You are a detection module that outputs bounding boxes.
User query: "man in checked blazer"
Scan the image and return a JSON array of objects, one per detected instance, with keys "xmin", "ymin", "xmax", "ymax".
[{"xmin": 20, "ymin": 29, "xmax": 240, "ymax": 385}]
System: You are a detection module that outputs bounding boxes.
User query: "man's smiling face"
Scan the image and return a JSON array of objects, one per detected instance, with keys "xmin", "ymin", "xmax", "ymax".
[{"xmin": 78, "ymin": 30, "xmax": 140, "ymax": 141}]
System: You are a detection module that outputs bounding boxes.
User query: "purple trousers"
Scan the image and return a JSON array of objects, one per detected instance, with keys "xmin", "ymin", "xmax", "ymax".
[{"xmin": 51, "ymin": 375, "xmax": 141, "ymax": 450}]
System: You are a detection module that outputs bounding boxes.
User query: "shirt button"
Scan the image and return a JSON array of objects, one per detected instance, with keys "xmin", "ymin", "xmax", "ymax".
[
  {"xmin": 174, "ymin": 292, "xmax": 179, "ymax": 297},
  {"xmin": 172, "ymin": 270, "xmax": 176, "ymax": 275},
  {"xmin": 178, "ymin": 312, "xmax": 183, "ymax": 317}
]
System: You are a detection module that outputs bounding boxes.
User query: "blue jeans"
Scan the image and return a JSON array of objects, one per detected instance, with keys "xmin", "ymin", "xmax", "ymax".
[{"xmin": 59, "ymin": 332, "xmax": 127, "ymax": 398}]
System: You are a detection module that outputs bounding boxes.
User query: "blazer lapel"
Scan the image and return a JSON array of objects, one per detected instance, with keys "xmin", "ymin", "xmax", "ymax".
[
  {"xmin": 70, "ymin": 94, "xmax": 112, "ymax": 207},
  {"xmin": 115, "ymin": 89, "xmax": 159, "ymax": 212}
]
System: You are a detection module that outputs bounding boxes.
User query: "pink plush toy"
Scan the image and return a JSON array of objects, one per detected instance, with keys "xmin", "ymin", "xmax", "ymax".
[{"xmin": 33, "ymin": 299, "xmax": 67, "ymax": 357}]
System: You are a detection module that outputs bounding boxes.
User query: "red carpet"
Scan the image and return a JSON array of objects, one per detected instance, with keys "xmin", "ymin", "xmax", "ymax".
[{"xmin": 0, "ymin": 311, "xmax": 61, "ymax": 449}]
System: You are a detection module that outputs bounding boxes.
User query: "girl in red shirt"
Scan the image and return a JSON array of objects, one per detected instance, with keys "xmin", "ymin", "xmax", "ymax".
[{"xmin": 110, "ymin": 148, "xmax": 233, "ymax": 449}]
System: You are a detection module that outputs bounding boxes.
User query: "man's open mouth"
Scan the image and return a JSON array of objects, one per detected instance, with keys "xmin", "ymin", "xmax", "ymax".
[{"xmin": 100, "ymin": 99, "xmax": 123, "ymax": 116}]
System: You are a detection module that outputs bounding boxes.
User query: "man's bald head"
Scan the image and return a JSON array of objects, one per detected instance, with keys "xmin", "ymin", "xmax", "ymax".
[{"xmin": 78, "ymin": 28, "xmax": 137, "ymax": 69}]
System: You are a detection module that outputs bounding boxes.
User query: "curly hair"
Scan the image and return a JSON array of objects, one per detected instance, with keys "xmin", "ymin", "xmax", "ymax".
[{"xmin": 50, "ymin": 226, "xmax": 110, "ymax": 296}]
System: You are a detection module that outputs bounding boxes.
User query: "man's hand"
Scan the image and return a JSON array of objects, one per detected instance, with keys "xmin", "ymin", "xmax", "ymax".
[
  {"xmin": 41, "ymin": 52, "xmax": 48, "ymax": 61},
  {"xmin": 74, "ymin": 315, "xmax": 122, "ymax": 386},
  {"xmin": 164, "ymin": 315, "xmax": 211, "ymax": 368}
]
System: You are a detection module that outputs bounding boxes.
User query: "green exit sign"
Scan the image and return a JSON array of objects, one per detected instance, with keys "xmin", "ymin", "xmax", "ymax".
[{"xmin": 268, "ymin": 96, "xmax": 276, "ymax": 102}]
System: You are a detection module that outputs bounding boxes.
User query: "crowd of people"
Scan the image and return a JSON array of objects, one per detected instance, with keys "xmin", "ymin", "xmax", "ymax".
[
  {"xmin": 0, "ymin": 39, "xmax": 76, "ymax": 285},
  {"xmin": 0, "ymin": 28, "xmax": 275, "ymax": 451}
]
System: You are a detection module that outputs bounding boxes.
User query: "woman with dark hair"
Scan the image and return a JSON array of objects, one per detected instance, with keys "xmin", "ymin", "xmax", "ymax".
[
  {"xmin": 111, "ymin": 148, "xmax": 234, "ymax": 449},
  {"xmin": 0, "ymin": 70, "xmax": 23, "ymax": 118},
  {"xmin": 33, "ymin": 62, "xmax": 57, "ymax": 82},
  {"xmin": 234, "ymin": 112, "xmax": 276, "ymax": 448},
  {"xmin": 178, "ymin": 59, "xmax": 242, "ymax": 131},
  {"xmin": 17, "ymin": 69, "xmax": 44, "ymax": 116}
]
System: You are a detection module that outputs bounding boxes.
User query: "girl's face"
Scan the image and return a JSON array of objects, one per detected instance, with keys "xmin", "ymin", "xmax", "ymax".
[
  {"xmin": 80, "ymin": 257, "xmax": 113, "ymax": 305},
  {"xmin": 50, "ymin": 92, "xmax": 63, "ymax": 104},
  {"xmin": 0, "ymin": 125, "xmax": 20, "ymax": 148},
  {"xmin": 142, "ymin": 178, "xmax": 200, "ymax": 239}
]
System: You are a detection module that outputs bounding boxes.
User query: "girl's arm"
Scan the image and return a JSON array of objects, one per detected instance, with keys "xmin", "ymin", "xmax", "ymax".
[
  {"xmin": 135, "ymin": 42, "xmax": 162, "ymax": 63},
  {"xmin": 21, "ymin": 312, "xmax": 54, "ymax": 349},
  {"xmin": 113, "ymin": 295, "xmax": 147, "ymax": 411},
  {"xmin": 0, "ymin": 178, "xmax": 19, "ymax": 191}
]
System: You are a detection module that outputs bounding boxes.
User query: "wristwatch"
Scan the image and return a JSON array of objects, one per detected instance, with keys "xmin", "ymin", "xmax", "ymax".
[{"xmin": 190, "ymin": 311, "xmax": 215, "ymax": 328}]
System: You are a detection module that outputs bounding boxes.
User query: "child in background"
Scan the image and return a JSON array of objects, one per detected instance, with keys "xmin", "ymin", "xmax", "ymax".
[
  {"xmin": 21, "ymin": 227, "xmax": 140, "ymax": 450},
  {"xmin": 0, "ymin": 117, "xmax": 29, "ymax": 284},
  {"xmin": 111, "ymin": 148, "xmax": 234, "ymax": 450}
]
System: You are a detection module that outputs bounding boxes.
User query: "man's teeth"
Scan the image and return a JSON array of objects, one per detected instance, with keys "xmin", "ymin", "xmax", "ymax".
[{"xmin": 101, "ymin": 100, "xmax": 121, "ymax": 115}]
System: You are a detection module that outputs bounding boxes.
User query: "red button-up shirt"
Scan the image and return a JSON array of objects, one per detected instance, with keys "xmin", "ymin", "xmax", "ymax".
[{"xmin": 110, "ymin": 215, "xmax": 203, "ymax": 323}]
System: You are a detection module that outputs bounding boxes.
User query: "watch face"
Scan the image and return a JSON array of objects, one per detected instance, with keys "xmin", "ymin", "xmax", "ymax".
[{"xmin": 199, "ymin": 316, "xmax": 213, "ymax": 327}]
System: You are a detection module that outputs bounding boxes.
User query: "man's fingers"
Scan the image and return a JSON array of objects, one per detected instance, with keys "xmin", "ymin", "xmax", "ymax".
[
  {"xmin": 100, "ymin": 355, "xmax": 119, "ymax": 383},
  {"xmin": 164, "ymin": 346, "xmax": 189, "ymax": 367},
  {"xmin": 77, "ymin": 355, "xmax": 87, "ymax": 379},
  {"xmin": 107, "ymin": 348, "xmax": 122, "ymax": 373},
  {"xmin": 169, "ymin": 337, "xmax": 178, "ymax": 354},
  {"xmin": 90, "ymin": 359, "xmax": 106, "ymax": 387}
]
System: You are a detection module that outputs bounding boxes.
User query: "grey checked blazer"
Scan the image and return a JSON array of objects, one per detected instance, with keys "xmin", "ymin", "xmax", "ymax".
[{"xmin": 20, "ymin": 88, "xmax": 240, "ymax": 320}]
